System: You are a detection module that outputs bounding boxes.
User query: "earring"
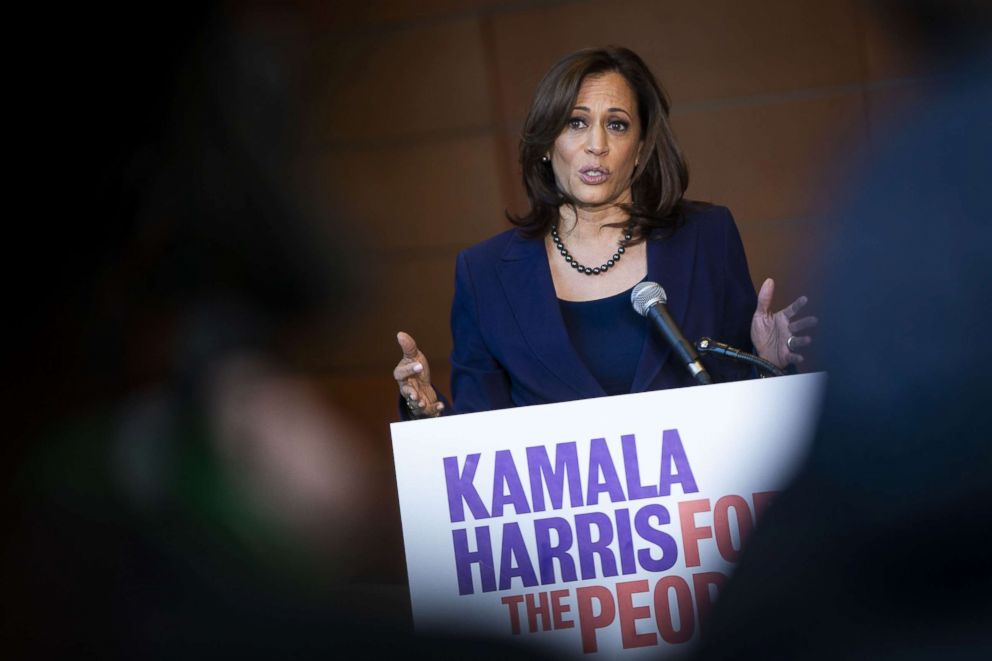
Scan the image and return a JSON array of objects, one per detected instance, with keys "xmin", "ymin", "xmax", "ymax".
[{"xmin": 541, "ymin": 154, "xmax": 550, "ymax": 162}]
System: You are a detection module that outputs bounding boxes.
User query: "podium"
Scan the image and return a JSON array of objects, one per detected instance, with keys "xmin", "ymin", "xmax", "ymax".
[{"xmin": 391, "ymin": 372, "xmax": 826, "ymax": 659}]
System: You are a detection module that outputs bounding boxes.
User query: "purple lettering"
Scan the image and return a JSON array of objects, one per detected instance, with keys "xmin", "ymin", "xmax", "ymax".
[
  {"xmin": 499, "ymin": 522, "xmax": 538, "ymax": 590},
  {"xmin": 658, "ymin": 429, "xmax": 698, "ymax": 496},
  {"xmin": 586, "ymin": 438, "xmax": 626, "ymax": 505},
  {"xmin": 634, "ymin": 503, "xmax": 678, "ymax": 572},
  {"xmin": 614, "ymin": 508, "xmax": 638, "ymax": 575},
  {"xmin": 452, "ymin": 526, "xmax": 496, "ymax": 595},
  {"xmin": 575, "ymin": 511, "xmax": 618, "ymax": 580},
  {"xmin": 444, "ymin": 454, "xmax": 491, "ymax": 523},
  {"xmin": 492, "ymin": 450, "xmax": 531, "ymax": 517},
  {"xmin": 621, "ymin": 433, "xmax": 659, "ymax": 500},
  {"xmin": 534, "ymin": 517, "xmax": 577, "ymax": 584},
  {"xmin": 526, "ymin": 442, "xmax": 583, "ymax": 511}
]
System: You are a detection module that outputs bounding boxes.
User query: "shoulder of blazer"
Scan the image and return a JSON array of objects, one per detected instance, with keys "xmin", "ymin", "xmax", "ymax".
[
  {"xmin": 642, "ymin": 200, "xmax": 732, "ymax": 240},
  {"xmin": 459, "ymin": 227, "xmax": 542, "ymax": 269},
  {"xmin": 680, "ymin": 201, "xmax": 733, "ymax": 230},
  {"xmin": 645, "ymin": 202, "xmax": 737, "ymax": 250}
]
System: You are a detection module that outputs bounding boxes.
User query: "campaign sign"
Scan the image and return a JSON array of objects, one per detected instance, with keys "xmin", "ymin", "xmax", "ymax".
[{"xmin": 391, "ymin": 372, "xmax": 826, "ymax": 658}]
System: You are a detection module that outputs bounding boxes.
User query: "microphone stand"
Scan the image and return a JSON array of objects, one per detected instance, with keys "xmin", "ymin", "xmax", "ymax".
[{"xmin": 695, "ymin": 337, "xmax": 786, "ymax": 378}]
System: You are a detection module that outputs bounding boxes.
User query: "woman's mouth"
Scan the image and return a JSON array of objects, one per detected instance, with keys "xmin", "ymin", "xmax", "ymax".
[{"xmin": 578, "ymin": 166, "xmax": 610, "ymax": 185}]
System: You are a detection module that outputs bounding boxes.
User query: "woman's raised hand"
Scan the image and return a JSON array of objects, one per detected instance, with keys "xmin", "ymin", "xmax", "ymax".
[
  {"xmin": 394, "ymin": 331, "xmax": 444, "ymax": 418},
  {"xmin": 750, "ymin": 278, "xmax": 818, "ymax": 369}
]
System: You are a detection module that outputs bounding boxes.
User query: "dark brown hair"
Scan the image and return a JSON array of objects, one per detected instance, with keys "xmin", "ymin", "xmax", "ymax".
[{"xmin": 509, "ymin": 46, "xmax": 689, "ymax": 242}]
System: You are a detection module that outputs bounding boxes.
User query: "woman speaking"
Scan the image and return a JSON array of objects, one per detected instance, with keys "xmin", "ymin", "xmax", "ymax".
[{"xmin": 394, "ymin": 47, "xmax": 815, "ymax": 418}]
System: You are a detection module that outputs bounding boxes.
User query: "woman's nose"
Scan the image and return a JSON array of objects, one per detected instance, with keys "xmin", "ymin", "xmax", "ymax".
[{"xmin": 585, "ymin": 124, "xmax": 609, "ymax": 155}]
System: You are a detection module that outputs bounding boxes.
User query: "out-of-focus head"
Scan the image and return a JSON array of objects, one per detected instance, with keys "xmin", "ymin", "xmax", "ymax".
[
  {"xmin": 514, "ymin": 46, "xmax": 688, "ymax": 238},
  {"xmin": 868, "ymin": 0, "xmax": 992, "ymax": 64}
]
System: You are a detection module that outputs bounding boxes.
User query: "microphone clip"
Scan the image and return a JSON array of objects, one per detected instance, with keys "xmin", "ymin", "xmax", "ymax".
[{"xmin": 695, "ymin": 337, "xmax": 786, "ymax": 378}]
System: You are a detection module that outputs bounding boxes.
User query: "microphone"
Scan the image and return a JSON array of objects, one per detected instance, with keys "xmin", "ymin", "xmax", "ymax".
[{"xmin": 631, "ymin": 281, "xmax": 712, "ymax": 385}]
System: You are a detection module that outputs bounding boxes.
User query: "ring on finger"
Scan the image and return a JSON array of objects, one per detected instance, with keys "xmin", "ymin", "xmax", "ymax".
[{"xmin": 787, "ymin": 335, "xmax": 797, "ymax": 351}]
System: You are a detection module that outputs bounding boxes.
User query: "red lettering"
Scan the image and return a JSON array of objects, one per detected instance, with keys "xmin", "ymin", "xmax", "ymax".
[
  {"xmin": 550, "ymin": 589, "xmax": 573, "ymax": 629},
  {"xmin": 576, "ymin": 585, "xmax": 616, "ymax": 653},
  {"xmin": 501, "ymin": 594, "xmax": 524, "ymax": 634},
  {"xmin": 678, "ymin": 498, "xmax": 712, "ymax": 567},
  {"xmin": 653, "ymin": 576, "xmax": 695, "ymax": 644},
  {"xmin": 525, "ymin": 591, "xmax": 551, "ymax": 632},
  {"xmin": 616, "ymin": 579, "xmax": 657, "ymax": 649},
  {"xmin": 713, "ymin": 495, "xmax": 754, "ymax": 562},
  {"xmin": 691, "ymin": 571, "xmax": 727, "ymax": 633}
]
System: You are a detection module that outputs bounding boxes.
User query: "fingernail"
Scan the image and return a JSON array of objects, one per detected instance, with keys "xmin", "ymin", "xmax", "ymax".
[
  {"xmin": 412, "ymin": 363, "xmax": 423, "ymax": 373},
  {"xmin": 436, "ymin": 403, "xmax": 444, "ymax": 410}
]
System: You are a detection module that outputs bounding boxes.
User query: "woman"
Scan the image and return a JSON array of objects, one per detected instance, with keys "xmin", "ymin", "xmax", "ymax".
[{"xmin": 394, "ymin": 47, "xmax": 815, "ymax": 418}]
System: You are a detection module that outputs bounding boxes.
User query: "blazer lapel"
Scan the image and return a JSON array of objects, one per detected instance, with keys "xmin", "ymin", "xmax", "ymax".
[
  {"xmin": 629, "ymin": 226, "xmax": 699, "ymax": 392},
  {"xmin": 497, "ymin": 232, "xmax": 606, "ymax": 399}
]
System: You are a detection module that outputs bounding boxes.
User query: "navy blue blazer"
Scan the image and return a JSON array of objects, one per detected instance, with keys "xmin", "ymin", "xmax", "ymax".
[{"xmin": 446, "ymin": 203, "xmax": 758, "ymax": 414}]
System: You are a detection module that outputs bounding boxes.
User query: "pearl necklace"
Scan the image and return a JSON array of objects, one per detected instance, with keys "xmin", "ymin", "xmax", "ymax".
[{"xmin": 550, "ymin": 221, "xmax": 633, "ymax": 276}]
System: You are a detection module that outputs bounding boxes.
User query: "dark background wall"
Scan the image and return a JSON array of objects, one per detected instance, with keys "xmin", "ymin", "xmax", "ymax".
[
  {"xmin": 12, "ymin": 4, "xmax": 984, "ymax": 655},
  {"xmin": 14, "ymin": 1, "xmax": 936, "ymax": 592},
  {"xmin": 258, "ymin": 0, "xmax": 932, "ymax": 582}
]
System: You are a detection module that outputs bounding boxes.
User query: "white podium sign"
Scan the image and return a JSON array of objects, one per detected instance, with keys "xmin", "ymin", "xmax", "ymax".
[{"xmin": 391, "ymin": 373, "xmax": 826, "ymax": 659}]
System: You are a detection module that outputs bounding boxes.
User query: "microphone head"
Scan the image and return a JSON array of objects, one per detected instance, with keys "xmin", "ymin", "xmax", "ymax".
[{"xmin": 631, "ymin": 281, "xmax": 667, "ymax": 317}]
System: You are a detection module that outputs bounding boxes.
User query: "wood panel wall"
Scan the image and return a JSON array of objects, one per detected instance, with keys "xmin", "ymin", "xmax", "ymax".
[{"xmin": 241, "ymin": 0, "xmax": 930, "ymax": 582}]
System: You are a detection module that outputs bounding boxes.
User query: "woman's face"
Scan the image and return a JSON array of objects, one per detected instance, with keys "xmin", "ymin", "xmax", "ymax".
[{"xmin": 550, "ymin": 71, "xmax": 643, "ymax": 212}]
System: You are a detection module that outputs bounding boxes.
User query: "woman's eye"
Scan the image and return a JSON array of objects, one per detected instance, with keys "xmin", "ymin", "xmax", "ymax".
[
  {"xmin": 608, "ymin": 120, "xmax": 629, "ymax": 132},
  {"xmin": 568, "ymin": 117, "xmax": 586, "ymax": 130}
]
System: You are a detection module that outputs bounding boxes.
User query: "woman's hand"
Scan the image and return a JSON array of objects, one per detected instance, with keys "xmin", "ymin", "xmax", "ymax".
[
  {"xmin": 394, "ymin": 331, "xmax": 444, "ymax": 418},
  {"xmin": 750, "ymin": 278, "xmax": 818, "ymax": 369}
]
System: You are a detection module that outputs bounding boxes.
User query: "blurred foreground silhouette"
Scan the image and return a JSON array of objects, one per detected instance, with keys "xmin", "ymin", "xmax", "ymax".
[
  {"xmin": 696, "ymin": 2, "xmax": 992, "ymax": 659},
  {"xmin": 6, "ymin": 5, "xmax": 549, "ymax": 659}
]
